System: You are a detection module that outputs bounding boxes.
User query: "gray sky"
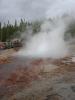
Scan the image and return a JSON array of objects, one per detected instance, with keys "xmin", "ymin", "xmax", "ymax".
[{"xmin": 0, "ymin": 0, "xmax": 75, "ymax": 24}]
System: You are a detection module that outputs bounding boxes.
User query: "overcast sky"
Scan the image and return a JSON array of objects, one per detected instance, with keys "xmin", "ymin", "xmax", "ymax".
[{"xmin": 0, "ymin": 0, "xmax": 75, "ymax": 24}]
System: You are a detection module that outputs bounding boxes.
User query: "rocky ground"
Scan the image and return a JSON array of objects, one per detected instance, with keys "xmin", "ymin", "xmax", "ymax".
[{"xmin": 0, "ymin": 49, "xmax": 75, "ymax": 100}]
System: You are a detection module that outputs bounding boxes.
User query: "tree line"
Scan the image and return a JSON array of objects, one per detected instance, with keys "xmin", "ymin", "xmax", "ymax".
[
  {"xmin": 0, "ymin": 19, "xmax": 41, "ymax": 42},
  {"xmin": 0, "ymin": 18, "xmax": 75, "ymax": 42}
]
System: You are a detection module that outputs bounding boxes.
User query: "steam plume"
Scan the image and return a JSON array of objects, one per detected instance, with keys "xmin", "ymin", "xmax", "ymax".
[{"xmin": 17, "ymin": 18, "xmax": 69, "ymax": 58}]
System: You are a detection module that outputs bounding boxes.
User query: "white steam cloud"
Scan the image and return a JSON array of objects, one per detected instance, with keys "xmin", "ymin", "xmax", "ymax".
[
  {"xmin": 16, "ymin": 0, "xmax": 75, "ymax": 59},
  {"xmin": 17, "ymin": 18, "xmax": 69, "ymax": 58}
]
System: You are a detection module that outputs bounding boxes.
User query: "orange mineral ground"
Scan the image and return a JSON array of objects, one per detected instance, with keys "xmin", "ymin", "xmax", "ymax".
[{"xmin": 0, "ymin": 49, "xmax": 75, "ymax": 100}]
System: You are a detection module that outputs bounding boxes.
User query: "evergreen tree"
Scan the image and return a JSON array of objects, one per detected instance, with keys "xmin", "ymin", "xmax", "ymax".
[
  {"xmin": 32, "ymin": 21, "xmax": 41, "ymax": 34},
  {"xmin": 0, "ymin": 19, "xmax": 41, "ymax": 42}
]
